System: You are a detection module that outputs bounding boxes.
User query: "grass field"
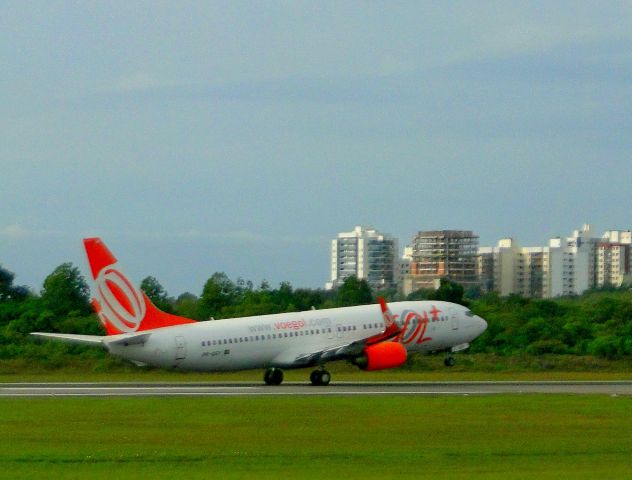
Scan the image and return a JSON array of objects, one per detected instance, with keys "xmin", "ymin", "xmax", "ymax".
[{"xmin": 2, "ymin": 395, "xmax": 632, "ymax": 479}]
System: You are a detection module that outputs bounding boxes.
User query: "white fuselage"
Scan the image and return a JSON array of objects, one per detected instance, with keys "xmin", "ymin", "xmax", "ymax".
[{"xmin": 106, "ymin": 301, "xmax": 487, "ymax": 371}]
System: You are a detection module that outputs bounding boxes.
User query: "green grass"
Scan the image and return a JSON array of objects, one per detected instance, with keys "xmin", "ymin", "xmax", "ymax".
[{"xmin": 1, "ymin": 395, "xmax": 632, "ymax": 479}]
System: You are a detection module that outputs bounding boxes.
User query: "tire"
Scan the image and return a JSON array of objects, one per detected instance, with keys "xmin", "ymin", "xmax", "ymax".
[
  {"xmin": 444, "ymin": 356, "xmax": 455, "ymax": 367},
  {"xmin": 264, "ymin": 368, "xmax": 284, "ymax": 385},
  {"xmin": 310, "ymin": 369, "xmax": 331, "ymax": 386}
]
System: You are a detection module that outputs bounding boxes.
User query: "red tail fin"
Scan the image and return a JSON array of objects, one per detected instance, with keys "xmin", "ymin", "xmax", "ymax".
[{"xmin": 84, "ymin": 238, "xmax": 196, "ymax": 335}]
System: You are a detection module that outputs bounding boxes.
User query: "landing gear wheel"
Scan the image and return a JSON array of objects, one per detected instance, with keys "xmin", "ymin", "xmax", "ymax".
[
  {"xmin": 310, "ymin": 369, "xmax": 331, "ymax": 386},
  {"xmin": 264, "ymin": 368, "xmax": 284, "ymax": 385},
  {"xmin": 444, "ymin": 356, "xmax": 455, "ymax": 367}
]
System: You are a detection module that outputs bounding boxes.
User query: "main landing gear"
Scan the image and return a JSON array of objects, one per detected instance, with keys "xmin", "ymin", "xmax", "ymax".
[
  {"xmin": 310, "ymin": 368, "xmax": 331, "ymax": 386},
  {"xmin": 444, "ymin": 355, "xmax": 455, "ymax": 367},
  {"xmin": 263, "ymin": 367, "xmax": 284, "ymax": 385},
  {"xmin": 263, "ymin": 367, "xmax": 332, "ymax": 386}
]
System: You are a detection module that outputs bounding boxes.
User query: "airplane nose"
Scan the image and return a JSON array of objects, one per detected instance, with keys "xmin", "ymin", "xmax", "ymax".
[{"xmin": 476, "ymin": 316, "xmax": 488, "ymax": 335}]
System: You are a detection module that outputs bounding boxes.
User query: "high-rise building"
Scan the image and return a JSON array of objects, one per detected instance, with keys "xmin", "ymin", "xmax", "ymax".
[
  {"xmin": 596, "ymin": 230, "xmax": 631, "ymax": 288},
  {"xmin": 403, "ymin": 230, "xmax": 479, "ymax": 295},
  {"xmin": 477, "ymin": 239, "xmax": 549, "ymax": 298},
  {"xmin": 478, "ymin": 225, "xmax": 632, "ymax": 298},
  {"xmin": 326, "ymin": 226, "xmax": 399, "ymax": 291},
  {"xmin": 548, "ymin": 224, "xmax": 597, "ymax": 297}
]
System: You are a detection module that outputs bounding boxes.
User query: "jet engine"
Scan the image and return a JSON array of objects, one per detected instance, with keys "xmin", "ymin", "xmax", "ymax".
[{"xmin": 352, "ymin": 342, "xmax": 407, "ymax": 371}]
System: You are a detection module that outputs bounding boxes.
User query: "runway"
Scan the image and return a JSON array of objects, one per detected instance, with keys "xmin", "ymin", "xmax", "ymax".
[{"xmin": 2, "ymin": 381, "xmax": 632, "ymax": 397}]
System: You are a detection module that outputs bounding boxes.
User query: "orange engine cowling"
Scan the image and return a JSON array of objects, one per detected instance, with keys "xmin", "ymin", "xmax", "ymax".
[{"xmin": 353, "ymin": 342, "xmax": 407, "ymax": 371}]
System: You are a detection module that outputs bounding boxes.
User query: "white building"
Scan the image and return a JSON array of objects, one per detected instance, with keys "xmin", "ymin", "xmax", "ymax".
[
  {"xmin": 326, "ymin": 226, "xmax": 399, "ymax": 291},
  {"xmin": 596, "ymin": 230, "xmax": 631, "ymax": 288},
  {"xmin": 478, "ymin": 239, "xmax": 549, "ymax": 297},
  {"xmin": 548, "ymin": 224, "xmax": 597, "ymax": 297},
  {"xmin": 478, "ymin": 224, "xmax": 632, "ymax": 298},
  {"xmin": 399, "ymin": 246, "xmax": 413, "ymax": 287}
]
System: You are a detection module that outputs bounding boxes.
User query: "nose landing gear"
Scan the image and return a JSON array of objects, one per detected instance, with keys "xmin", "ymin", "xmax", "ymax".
[{"xmin": 263, "ymin": 367, "xmax": 284, "ymax": 385}]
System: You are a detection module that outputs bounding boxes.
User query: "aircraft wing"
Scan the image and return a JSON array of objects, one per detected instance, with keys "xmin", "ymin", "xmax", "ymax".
[{"xmin": 273, "ymin": 298, "xmax": 402, "ymax": 368}]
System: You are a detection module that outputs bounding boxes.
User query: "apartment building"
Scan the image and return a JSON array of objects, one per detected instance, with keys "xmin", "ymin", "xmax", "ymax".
[
  {"xmin": 478, "ymin": 239, "xmax": 549, "ymax": 298},
  {"xmin": 403, "ymin": 230, "xmax": 479, "ymax": 296},
  {"xmin": 478, "ymin": 225, "xmax": 631, "ymax": 298},
  {"xmin": 596, "ymin": 230, "xmax": 631, "ymax": 288},
  {"xmin": 326, "ymin": 226, "xmax": 399, "ymax": 290}
]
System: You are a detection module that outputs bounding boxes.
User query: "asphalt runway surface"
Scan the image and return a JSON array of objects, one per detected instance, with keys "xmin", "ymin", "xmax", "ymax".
[{"xmin": 2, "ymin": 381, "xmax": 632, "ymax": 397}]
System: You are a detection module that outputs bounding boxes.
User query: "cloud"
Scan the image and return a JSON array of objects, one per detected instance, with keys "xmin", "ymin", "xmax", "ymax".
[
  {"xmin": 0, "ymin": 225, "xmax": 65, "ymax": 239},
  {"xmin": 0, "ymin": 224, "xmax": 29, "ymax": 239}
]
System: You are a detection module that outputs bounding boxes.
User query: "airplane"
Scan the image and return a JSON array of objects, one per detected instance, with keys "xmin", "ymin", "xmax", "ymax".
[{"xmin": 32, "ymin": 238, "xmax": 488, "ymax": 385}]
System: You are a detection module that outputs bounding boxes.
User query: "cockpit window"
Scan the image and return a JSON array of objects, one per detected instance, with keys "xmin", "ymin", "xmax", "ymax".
[{"xmin": 465, "ymin": 310, "xmax": 474, "ymax": 317}]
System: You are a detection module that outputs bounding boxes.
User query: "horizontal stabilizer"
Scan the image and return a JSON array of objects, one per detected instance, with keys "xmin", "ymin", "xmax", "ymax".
[
  {"xmin": 31, "ymin": 332, "xmax": 105, "ymax": 346},
  {"xmin": 31, "ymin": 331, "xmax": 152, "ymax": 348}
]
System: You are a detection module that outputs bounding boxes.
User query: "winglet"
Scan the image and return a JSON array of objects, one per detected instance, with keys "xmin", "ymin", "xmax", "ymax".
[{"xmin": 366, "ymin": 297, "xmax": 401, "ymax": 345}]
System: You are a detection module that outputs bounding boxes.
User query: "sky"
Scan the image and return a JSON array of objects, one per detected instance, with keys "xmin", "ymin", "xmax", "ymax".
[{"xmin": 1, "ymin": 1, "xmax": 631, "ymax": 296}]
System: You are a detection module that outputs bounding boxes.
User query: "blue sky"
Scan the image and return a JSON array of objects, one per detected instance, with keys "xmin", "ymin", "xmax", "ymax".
[{"xmin": 1, "ymin": 1, "xmax": 631, "ymax": 295}]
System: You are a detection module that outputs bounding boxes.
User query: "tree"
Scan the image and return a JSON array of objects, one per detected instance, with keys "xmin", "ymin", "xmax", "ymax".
[
  {"xmin": 173, "ymin": 292, "xmax": 200, "ymax": 319},
  {"xmin": 140, "ymin": 276, "xmax": 173, "ymax": 312},
  {"xmin": 335, "ymin": 276, "xmax": 373, "ymax": 307},
  {"xmin": 0, "ymin": 265, "xmax": 15, "ymax": 300},
  {"xmin": 40, "ymin": 263, "xmax": 91, "ymax": 316},
  {"xmin": 406, "ymin": 278, "xmax": 467, "ymax": 305},
  {"xmin": 199, "ymin": 272, "xmax": 236, "ymax": 319},
  {"xmin": 433, "ymin": 278, "xmax": 467, "ymax": 305},
  {"xmin": 0, "ymin": 265, "xmax": 29, "ymax": 302}
]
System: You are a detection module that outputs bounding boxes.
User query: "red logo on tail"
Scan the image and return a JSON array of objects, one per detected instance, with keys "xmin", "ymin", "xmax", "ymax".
[
  {"xmin": 96, "ymin": 266, "xmax": 147, "ymax": 333},
  {"xmin": 84, "ymin": 238, "xmax": 196, "ymax": 335}
]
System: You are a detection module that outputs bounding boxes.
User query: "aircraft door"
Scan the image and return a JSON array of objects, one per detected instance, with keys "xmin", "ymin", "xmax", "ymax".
[
  {"xmin": 336, "ymin": 324, "xmax": 343, "ymax": 339},
  {"xmin": 449, "ymin": 308, "xmax": 459, "ymax": 331},
  {"xmin": 175, "ymin": 336, "xmax": 187, "ymax": 360}
]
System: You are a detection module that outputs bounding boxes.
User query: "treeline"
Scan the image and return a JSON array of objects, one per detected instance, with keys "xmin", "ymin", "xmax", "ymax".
[
  {"xmin": 2, "ymin": 261, "xmax": 632, "ymax": 365},
  {"xmin": 469, "ymin": 290, "xmax": 632, "ymax": 359}
]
